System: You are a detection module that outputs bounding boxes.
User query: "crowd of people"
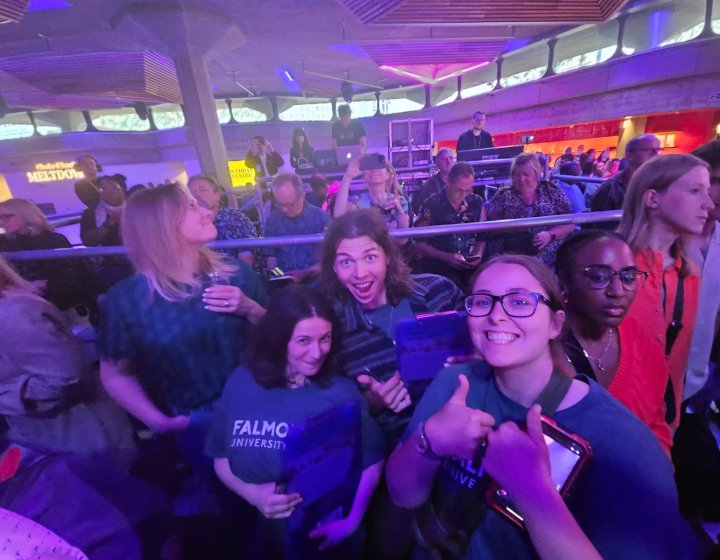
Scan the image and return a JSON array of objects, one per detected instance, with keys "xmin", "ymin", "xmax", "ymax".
[{"xmin": 0, "ymin": 130, "xmax": 719, "ymax": 560}]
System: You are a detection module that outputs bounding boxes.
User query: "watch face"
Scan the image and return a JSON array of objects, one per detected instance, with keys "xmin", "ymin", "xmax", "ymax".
[
  {"xmin": 416, "ymin": 432, "xmax": 428, "ymax": 453},
  {"xmin": 415, "ymin": 424, "xmax": 433, "ymax": 457}
]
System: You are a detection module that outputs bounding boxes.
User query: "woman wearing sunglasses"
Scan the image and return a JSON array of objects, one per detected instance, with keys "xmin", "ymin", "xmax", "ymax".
[
  {"xmin": 555, "ymin": 230, "xmax": 671, "ymax": 454},
  {"xmin": 387, "ymin": 255, "xmax": 693, "ymax": 559}
]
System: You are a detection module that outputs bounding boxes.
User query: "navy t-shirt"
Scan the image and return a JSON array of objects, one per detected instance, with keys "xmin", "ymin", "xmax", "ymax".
[
  {"xmin": 206, "ymin": 368, "xmax": 386, "ymax": 483},
  {"xmin": 407, "ymin": 362, "xmax": 696, "ymax": 560}
]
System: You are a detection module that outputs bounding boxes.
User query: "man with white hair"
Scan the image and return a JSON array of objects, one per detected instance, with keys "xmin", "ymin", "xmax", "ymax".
[{"xmin": 263, "ymin": 173, "xmax": 330, "ymax": 283}]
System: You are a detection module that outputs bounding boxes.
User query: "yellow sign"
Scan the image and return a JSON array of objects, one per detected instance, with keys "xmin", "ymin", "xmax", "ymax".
[
  {"xmin": 228, "ymin": 160, "xmax": 256, "ymax": 188},
  {"xmin": 26, "ymin": 161, "xmax": 84, "ymax": 183}
]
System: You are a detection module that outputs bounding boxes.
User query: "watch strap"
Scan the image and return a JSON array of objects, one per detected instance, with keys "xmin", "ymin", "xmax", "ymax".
[{"xmin": 416, "ymin": 421, "xmax": 440, "ymax": 460}]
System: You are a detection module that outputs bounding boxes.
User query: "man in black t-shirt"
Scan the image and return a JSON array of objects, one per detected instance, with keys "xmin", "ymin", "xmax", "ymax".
[
  {"xmin": 456, "ymin": 111, "xmax": 493, "ymax": 153},
  {"xmin": 331, "ymin": 104, "xmax": 367, "ymax": 153}
]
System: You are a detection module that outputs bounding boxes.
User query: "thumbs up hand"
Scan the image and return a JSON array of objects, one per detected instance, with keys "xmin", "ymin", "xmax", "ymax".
[
  {"xmin": 356, "ymin": 371, "xmax": 411, "ymax": 414},
  {"xmin": 483, "ymin": 405, "xmax": 554, "ymax": 510},
  {"xmin": 424, "ymin": 374, "xmax": 496, "ymax": 461}
]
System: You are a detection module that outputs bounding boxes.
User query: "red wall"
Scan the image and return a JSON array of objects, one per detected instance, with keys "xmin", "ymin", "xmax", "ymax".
[
  {"xmin": 645, "ymin": 110, "xmax": 720, "ymax": 153},
  {"xmin": 491, "ymin": 120, "xmax": 621, "ymax": 147},
  {"xmin": 437, "ymin": 110, "xmax": 720, "ymax": 155}
]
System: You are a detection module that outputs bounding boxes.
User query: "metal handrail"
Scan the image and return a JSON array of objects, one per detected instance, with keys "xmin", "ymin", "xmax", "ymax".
[
  {"xmin": 2, "ymin": 209, "xmax": 622, "ymax": 261},
  {"xmin": 551, "ymin": 174, "xmax": 606, "ymax": 184},
  {"xmin": 263, "ymin": 157, "xmax": 520, "ymax": 183},
  {"xmin": 49, "ymin": 216, "xmax": 83, "ymax": 228},
  {"xmin": 46, "ymin": 210, "xmax": 84, "ymax": 221}
]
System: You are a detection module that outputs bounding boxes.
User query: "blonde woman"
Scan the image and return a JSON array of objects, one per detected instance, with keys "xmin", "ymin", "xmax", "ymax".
[
  {"xmin": 618, "ymin": 154, "xmax": 714, "ymax": 430},
  {"xmin": 485, "ymin": 153, "xmax": 574, "ymax": 265},
  {"xmin": 98, "ymin": 183, "xmax": 267, "ymax": 514},
  {"xmin": 334, "ymin": 154, "xmax": 410, "ymax": 236},
  {"xmin": 0, "ymin": 198, "xmax": 90, "ymax": 309}
]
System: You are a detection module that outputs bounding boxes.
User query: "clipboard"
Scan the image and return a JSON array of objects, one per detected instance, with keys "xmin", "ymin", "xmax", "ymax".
[
  {"xmin": 395, "ymin": 311, "xmax": 473, "ymax": 383},
  {"xmin": 281, "ymin": 401, "xmax": 362, "ymax": 558}
]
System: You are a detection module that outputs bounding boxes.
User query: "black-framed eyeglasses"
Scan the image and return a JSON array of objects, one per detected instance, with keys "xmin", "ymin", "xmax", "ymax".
[
  {"xmin": 576, "ymin": 265, "xmax": 648, "ymax": 291},
  {"xmin": 0, "ymin": 213, "xmax": 15, "ymax": 220},
  {"xmin": 464, "ymin": 290, "xmax": 552, "ymax": 318}
]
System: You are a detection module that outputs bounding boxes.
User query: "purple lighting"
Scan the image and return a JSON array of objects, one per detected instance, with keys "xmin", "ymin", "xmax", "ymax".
[
  {"xmin": 278, "ymin": 68, "xmax": 301, "ymax": 94},
  {"xmin": 328, "ymin": 43, "xmax": 370, "ymax": 59},
  {"xmin": 27, "ymin": 0, "xmax": 70, "ymax": 11}
]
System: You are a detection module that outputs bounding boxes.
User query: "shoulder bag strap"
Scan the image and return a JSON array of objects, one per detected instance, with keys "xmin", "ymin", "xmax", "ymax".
[
  {"xmin": 532, "ymin": 371, "xmax": 573, "ymax": 417},
  {"xmin": 665, "ymin": 272, "xmax": 685, "ymax": 356},
  {"xmin": 663, "ymin": 270, "xmax": 685, "ymax": 424}
]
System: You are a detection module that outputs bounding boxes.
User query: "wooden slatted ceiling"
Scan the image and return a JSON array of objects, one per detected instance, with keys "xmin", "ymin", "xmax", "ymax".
[
  {"xmin": 0, "ymin": 51, "xmax": 182, "ymax": 110},
  {"xmin": 363, "ymin": 41, "xmax": 505, "ymax": 66},
  {"xmin": 293, "ymin": 73, "xmax": 346, "ymax": 99},
  {"xmin": 0, "ymin": 0, "xmax": 29, "ymax": 23},
  {"xmin": 337, "ymin": 0, "xmax": 628, "ymax": 24},
  {"xmin": 336, "ymin": 0, "xmax": 403, "ymax": 24},
  {"xmin": 390, "ymin": 63, "xmax": 481, "ymax": 81}
]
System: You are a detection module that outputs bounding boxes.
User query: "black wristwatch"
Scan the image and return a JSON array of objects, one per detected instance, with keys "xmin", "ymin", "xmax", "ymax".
[{"xmin": 415, "ymin": 421, "xmax": 440, "ymax": 460}]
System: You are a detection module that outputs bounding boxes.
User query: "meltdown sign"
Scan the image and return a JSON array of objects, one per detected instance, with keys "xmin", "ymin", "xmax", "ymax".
[{"xmin": 27, "ymin": 162, "xmax": 84, "ymax": 183}]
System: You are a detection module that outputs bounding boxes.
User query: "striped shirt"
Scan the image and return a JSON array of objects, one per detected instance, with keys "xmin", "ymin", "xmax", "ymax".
[{"xmin": 335, "ymin": 273, "xmax": 464, "ymax": 443}]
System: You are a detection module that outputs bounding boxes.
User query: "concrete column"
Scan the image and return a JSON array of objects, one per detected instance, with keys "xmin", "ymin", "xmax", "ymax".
[
  {"xmin": 174, "ymin": 54, "xmax": 232, "ymax": 189},
  {"xmin": 545, "ymin": 38, "xmax": 558, "ymax": 77},
  {"xmin": 108, "ymin": 1, "xmax": 245, "ymax": 191}
]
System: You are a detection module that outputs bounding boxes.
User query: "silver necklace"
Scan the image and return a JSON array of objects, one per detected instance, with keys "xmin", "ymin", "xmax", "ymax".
[{"xmin": 580, "ymin": 328, "xmax": 615, "ymax": 373}]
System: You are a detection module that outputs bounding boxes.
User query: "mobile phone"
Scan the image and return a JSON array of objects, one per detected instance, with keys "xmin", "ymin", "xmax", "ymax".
[
  {"xmin": 266, "ymin": 267, "xmax": 293, "ymax": 285},
  {"xmin": 359, "ymin": 153, "xmax": 386, "ymax": 171},
  {"xmin": 464, "ymin": 254, "xmax": 482, "ymax": 262},
  {"xmin": 487, "ymin": 415, "xmax": 592, "ymax": 529}
]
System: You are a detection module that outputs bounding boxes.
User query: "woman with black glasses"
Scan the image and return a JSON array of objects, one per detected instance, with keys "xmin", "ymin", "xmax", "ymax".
[
  {"xmin": 555, "ymin": 230, "xmax": 672, "ymax": 454},
  {"xmin": 386, "ymin": 254, "xmax": 693, "ymax": 559}
]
